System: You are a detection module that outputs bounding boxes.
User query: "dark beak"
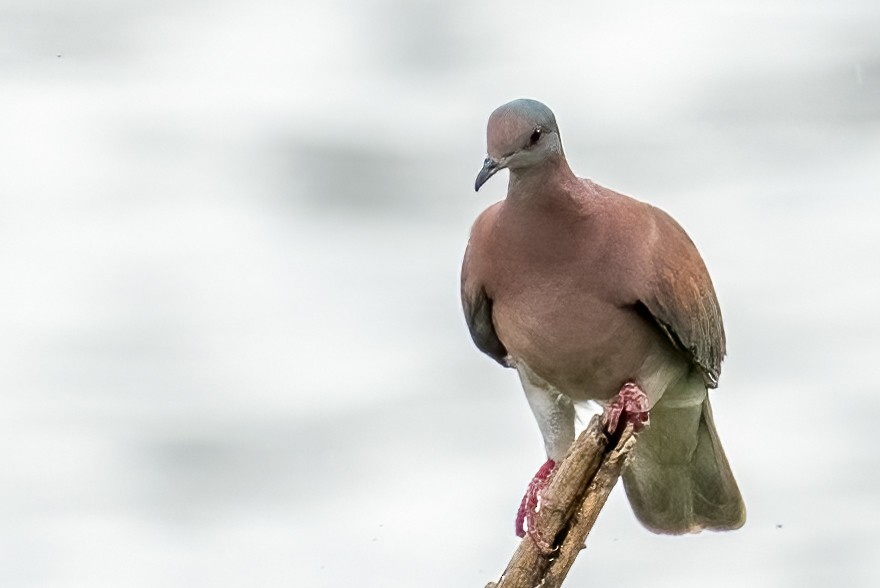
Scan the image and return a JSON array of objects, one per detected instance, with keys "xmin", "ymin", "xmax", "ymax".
[{"xmin": 474, "ymin": 157, "xmax": 502, "ymax": 192}]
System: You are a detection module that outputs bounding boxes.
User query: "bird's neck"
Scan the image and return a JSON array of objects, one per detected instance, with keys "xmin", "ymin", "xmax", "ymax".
[{"xmin": 507, "ymin": 155, "xmax": 579, "ymax": 206}]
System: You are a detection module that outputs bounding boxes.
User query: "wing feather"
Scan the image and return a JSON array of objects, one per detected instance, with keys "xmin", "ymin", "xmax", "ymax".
[{"xmin": 638, "ymin": 209, "xmax": 726, "ymax": 387}]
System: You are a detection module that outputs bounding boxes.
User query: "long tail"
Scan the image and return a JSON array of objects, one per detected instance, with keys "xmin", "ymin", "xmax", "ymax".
[{"xmin": 621, "ymin": 394, "xmax": 746, "ymax": 534}]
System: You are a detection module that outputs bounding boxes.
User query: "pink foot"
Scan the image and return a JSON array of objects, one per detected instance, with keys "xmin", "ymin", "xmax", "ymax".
[
  {"xmin": 515, "ymin": 458, "xmax": 556, "ymax": 547},
  {"xmin": 603, "ymin": 381, "xmax": 650, "ymax": 434}
]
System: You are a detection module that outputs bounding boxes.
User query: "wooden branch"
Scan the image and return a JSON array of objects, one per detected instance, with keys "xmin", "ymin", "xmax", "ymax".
[{"xmin": 485, "ymin": 414, "xmax": 637, "ymax": 588}]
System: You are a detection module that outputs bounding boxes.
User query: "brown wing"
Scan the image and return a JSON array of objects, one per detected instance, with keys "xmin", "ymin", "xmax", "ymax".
[
  {"xmin": 638, "ymin": 207, "xmax": 726, "ymax": 388},
  {"xmin": 461, "ymin": 281, "xmax": 508, "ymax": 366},
  {"xmin": 461, "ymin": 245, "xmax": 508, "ymax": 366},
  {"xmin": 461, "ymin": 204, "xmax": 509, "ymax": 367}
]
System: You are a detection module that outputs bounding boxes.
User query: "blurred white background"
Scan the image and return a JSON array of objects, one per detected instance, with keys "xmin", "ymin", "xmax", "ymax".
[{"xmin": 1, "ymin": 0, "xmax": 878, "ymax": 586}]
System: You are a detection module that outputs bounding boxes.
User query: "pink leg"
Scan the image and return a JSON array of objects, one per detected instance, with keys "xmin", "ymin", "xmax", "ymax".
[
  {"xmin": 603, "ymin": 381, "xmax": 650, "ymax": 434},
  {"xmin": 515, "ymin": 458, "xmax": 556, "ymax": 547}
]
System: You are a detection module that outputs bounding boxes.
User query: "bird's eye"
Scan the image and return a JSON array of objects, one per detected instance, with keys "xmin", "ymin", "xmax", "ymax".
[{"xmin": 529, "ymin": 128, "xmax": 542, "ymax": 146}]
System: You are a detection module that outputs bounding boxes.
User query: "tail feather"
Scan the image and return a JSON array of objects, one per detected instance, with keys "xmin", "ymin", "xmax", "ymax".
[{"xmin": 622, "ymin": 396, "xmax": 746, "ymax": 534}]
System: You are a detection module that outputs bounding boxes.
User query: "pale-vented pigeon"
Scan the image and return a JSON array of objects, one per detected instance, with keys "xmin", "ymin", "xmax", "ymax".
[{"xmin": 462, "ymin": 98, "xmax": 745, "ymax": 541}]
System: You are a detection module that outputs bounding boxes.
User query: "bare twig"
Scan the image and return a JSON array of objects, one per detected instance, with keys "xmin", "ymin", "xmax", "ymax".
[{"xmin": 485, "ymin": 415, "xmax": 637, "ymax": 588}]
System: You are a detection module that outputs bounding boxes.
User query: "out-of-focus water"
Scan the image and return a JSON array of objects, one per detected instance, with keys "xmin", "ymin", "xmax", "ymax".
[{"xmin": 1, "ymin": 0, "xmax": 878, "ymax": 586}]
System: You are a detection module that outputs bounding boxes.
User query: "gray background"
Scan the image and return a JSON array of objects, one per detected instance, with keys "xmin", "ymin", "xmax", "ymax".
[{"xmin": 1, "ymin": 0, "xmax": 878, "ymax": 586}]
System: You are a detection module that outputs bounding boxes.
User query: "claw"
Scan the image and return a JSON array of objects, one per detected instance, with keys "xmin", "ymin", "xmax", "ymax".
[
  {"xmin": 603, "ymin": 381, "xmax": 650, "ymax": 434},
  {"xmin": 515, "ymin": 459, "xmax": 556, "ymax": 550}
]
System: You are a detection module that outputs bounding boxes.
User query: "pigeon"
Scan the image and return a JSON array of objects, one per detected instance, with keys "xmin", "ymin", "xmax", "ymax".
[{"xmin": 461, "ymin": 98, "xmax": 746, "ymax": 542}]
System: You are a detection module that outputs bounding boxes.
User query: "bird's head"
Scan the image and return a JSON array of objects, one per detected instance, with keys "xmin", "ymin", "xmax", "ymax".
[{"xmin": 475, "ymin": 98, "xmax": 563, "ymax": 191}]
